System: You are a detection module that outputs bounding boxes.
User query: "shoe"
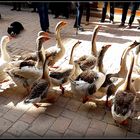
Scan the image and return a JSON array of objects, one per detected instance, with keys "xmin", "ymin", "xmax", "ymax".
[
  {"xmin": 109, "ymin": 20, "xmax": 114, "ymax": 24},
  {"xmin": 119, "ymin": 22, "xmax": 125, "ymax": 27},
  {"xmin": 85, "ymin": 21, "xmax": 89, "ymax": 25},
  {"xmin": 137, "ymin": 26, "xmax": 140, "ymax": 29},
  {"xmin": 17, "ymin": 9, "xmax": 21, "ymax": 11},
  {"xmin": 137, "ymin": 19, "xmax": 140, "ymax": 25},
  {"xmin": 31, "ymin": 10, "xmax": 36, "ymax": 12},
  {"xmin": 53, "ymin": 16, "xmax": 59, "ymax": 19},
  {"xmin": 11, "ymin": 8, "xmax": 16, "ymax": 11},
  {"xmin": 99, "ymin": 19, "xmax": 104, "ymax": 23},
  {"xmin": 125, "ymin": 24, "xmax": 131, "ymax": 29},
  {"xmin": 78, "ymin": 26, "xmax": 84, "ymax": 31}
]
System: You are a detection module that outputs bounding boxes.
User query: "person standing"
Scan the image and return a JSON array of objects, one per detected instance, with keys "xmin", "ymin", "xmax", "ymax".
[
  {"xmin": 73, "ymin": 2, "xmax": 84, "ymax": 31},
  {"xmin": 119, "ymin": 2, "xmax": 139, "ymax": 28},
  {"xmin": 100, "ymin": 2, "xmax": 115, "ymax": 24},
  {"xmin": 11, "ymin": 2, "xmax": 21, "ymax": 11},
  {"xmin": 37, "ymin": 2, "xmax": 50, "ymax": 32}
]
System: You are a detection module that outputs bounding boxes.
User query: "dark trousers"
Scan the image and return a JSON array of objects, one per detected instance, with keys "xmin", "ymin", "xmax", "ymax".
[
  {"xmin": 74, "ymin": 3, "xmax": 84, "ymax": 27},
  {"xmin": 101, "ymin": 2, "xmax": 114, "ymax": 21},
  {"xmin": 37, "ymin": 3, "xmax": 49, "ymax": 31},
  {"xmin": 121, "ymin": 2, "xmax": 139, "ymax": 25},
  {"xmin": 12, "ymin": 2, "xmax": 21, "ymax": 10},
  {"xmin": 85, "ymin": 2, "xmax": 90, "ymax": 22}
]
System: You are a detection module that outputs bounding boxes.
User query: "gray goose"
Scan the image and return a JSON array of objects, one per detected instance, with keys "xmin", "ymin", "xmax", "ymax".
[
  {"xmin": 111, "ymin": 52, "xmax": 136, "ymax": 125},
  {"xmin": 70, "ymin": 44, "xmax": 111, "ymax": 103},
  {"xmin": 105, "ymin": 41, "xmax": 140, "ymax": 108},
  {"xmin": 75, "ymin": 25, "xmax": 101, "ymax": 71}
]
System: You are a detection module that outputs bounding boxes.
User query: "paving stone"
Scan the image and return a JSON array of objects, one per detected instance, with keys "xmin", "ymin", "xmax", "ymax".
[
  {"xmin": 0, "ymin": 118, "xmax": 13, "ymax": 135},
  {"xmin": 54, "ymin": 96, "xmax": 70, "ymax": 107},
  {"xmin": 68, "ymin": 115, "xmax": 91, "ymax": 135},
  {"xmin": 45, "ymin": 105, "xmax": 64, "ymax": 118},
  {"xmin": 89, "ymin": 118, "xmax": 107, "ymax": 135},
  {"xmin": 3, "ymin": 107, "xmax": 25, "ymax": 122},
  {"xmin": 21, "ymin": 130, "xmax": 41, "ymax": 138},
  {"xmin": 61, "ymin": 108, "xmax": 79, "ymax": 120},
  {"xmin": 130, "ymin": 119, "xmax": 140, "ymax": 134},
  {"xmin": 102, "ymin": 110, "xmax": 116, "ymax": 125},
  {"xmin": 65, "ymin": 99, "xmax": 81, "ymax": 112},
  {"xmin": 44, "ymin": 130, "xmax": 62, "ymax": 138},
  {"xmin": 50, "ymin": 116, "xmax": 71, "ymax": 134},
  {"xmin": 7, "ymin": 121, "xmax": 29, "ymax": 137},
  {"xmin": 126, "ymin": 131, "xmax": 140, "ymax": 137},
  {"xmin": 19, "ymin": 113, "xmax": 36, "ymax": 124},
  {"xmin": 29, "ymin": 114, "xmax": 56, "ymax": 136},
  {"xmin": 104, "ymin": 124, "xmax": 127, "ymax": 137},
  {"xmin": 1, "ymin": 132, "xmax": 16, "ymax": 139},
  {"xmin": 64, "ymin": 128, "xmax": 83, "ymax": 138}
]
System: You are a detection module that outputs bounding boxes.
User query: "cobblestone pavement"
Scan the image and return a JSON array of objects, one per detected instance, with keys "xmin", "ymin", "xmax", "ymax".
[{"xmin": 0, "ymin": 4, "xmax": 140, "ymax": 139}]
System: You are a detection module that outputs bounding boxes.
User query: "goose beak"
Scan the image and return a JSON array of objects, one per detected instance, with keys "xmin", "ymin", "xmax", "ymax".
[
  {"xmin": 8, "ymin": 35, "xmax": 14, "ymax": 40},
  {"xmin": 82, "ymin": 95, "xmax": 89, "ymax": 103},
  {"xmin": 62, "ymin": 21, "xmax": 67, "ymax": 26}
]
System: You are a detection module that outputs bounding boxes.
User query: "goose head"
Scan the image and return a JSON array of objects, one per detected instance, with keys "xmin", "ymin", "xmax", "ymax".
[
  {"xmin": 55, "ymin": 21, "xmax": 67, "ymax": 31},
  {"xmin": 37, "ymin": 31, "xmax": 49, "ymax": 37}
]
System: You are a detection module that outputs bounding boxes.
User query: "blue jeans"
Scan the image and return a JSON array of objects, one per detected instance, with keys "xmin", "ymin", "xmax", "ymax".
[{"xmin": 37, "ymin": 2, "xmax": 49, "ymax": 31}]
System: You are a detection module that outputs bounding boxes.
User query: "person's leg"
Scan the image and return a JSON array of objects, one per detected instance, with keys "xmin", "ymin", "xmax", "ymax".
[
  {"xmin": 44, "ymin": 3, "xmax": 49, "ymax": 30},
  {"xmin": 119, "ymin": 2, "xmax": 130, "ymax": 26},
  {"xmin": 100, "ymin": 2, "xmax": 108, "ymax": 22},
  {"xmin": 86, "ymin": 2, "xmax": 90, "ymax": 23},
  {"xmin": 127, "ymin": 2, "xmax": 139, "ymax": 27},
  {"xmin": 16, "ymin": 2, "xmax": 21, "ymax": 11},
  {"xmin": 11, "ymin": 2, "xmax": 17, "ymax": 10},
  {"xmin": 53, "ymin": 2, "xmax": 61, "ymax": 18},
  {"xmin": 37, "ymin": 3, "xmax": 47, "ymax": 31},
  {"xmin": 78, "ymin": 3, "xmax": 84, "ymax": 27},
  {"xmin": 110, "ymin": 2, "xmax": 114, "ymax": 22}
]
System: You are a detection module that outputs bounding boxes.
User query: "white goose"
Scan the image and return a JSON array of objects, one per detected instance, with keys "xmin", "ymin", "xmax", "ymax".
[
  {"xmin": 0, "ymin": 35, "xmax": 13, "ymax": 82},
  {"xmin": 44, "ymin": 21, "xmax": 67, "ymax": 68}
]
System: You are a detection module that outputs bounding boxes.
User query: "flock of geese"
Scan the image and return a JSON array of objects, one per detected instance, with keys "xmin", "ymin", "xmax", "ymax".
[{"xmin": 0, "ymin": 20, "xmax": 140, "ymax": 126}]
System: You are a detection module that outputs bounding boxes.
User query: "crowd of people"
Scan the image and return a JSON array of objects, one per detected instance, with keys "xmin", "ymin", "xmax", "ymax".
[{"xmin": 1, "ymin": 2, "xmax": 140, "ymax": 32}]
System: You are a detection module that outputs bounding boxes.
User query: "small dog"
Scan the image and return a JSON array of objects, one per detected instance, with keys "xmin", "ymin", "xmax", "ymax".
[{"xmin": 7, "ymin": 21, "xmax": 24, "ymax": 37}]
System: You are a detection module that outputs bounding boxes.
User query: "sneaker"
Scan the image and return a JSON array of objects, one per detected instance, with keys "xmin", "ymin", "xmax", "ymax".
[
  {"xmin": 109, "ymin": 20, "xmax": 114, "ymax": 24},
  {"xmin": 99, "ymin": 19, "xmax": 104, "ymax": 23},
  {"xmin": 11, "ymin": 8, "xmax": 16, "ymax": 11},
  {"xmin": 78, "ymin": 26, "xmax": 84, "ymax": 31},
  {"xmin": 119, "ymin": 22, "xmax": 125, "ymax": 27},
  {"xmin": 85, "ymin": 21, "xmax": 89, "ymax": 25},
  {"xmin": 16, "ymin": 9, "xmax": 21, "ymax": 11},
  {"xmin": 137, "ymin": 26, "xmax": 140, "ymax": 30},
  {"xmin": 125, "ymin": 24, "xmax": 131, "ymax": 29}
]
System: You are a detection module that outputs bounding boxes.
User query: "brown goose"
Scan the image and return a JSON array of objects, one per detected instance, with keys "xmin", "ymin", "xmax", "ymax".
[
  {"xmin": 75, "ymin": 25, "xmax": 101, "ymax": 71},
  {"xmin": 16, "ymin": 31, "xmax": 48, "ymax": 62},
  {"xmin": 6, "ymin": 35, "xmax": 50, "ymax": 91},
  {"xmin": 70, "ymin": 44, "xmax": 111, "ymax": 103},
  {"xmin": 24, "ymin": 52, "xmax": 52, "ymax": 107},
  {"xmin": 111, "ymin": 52, "xmax": 136, "ymax": 125},
  {"xmin": 105, "ymin": 41, "xmax": 140, "ymax": 107}
]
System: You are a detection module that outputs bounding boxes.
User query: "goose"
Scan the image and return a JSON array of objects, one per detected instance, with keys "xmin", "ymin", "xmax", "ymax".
[
  {"xmin": 102, "ymin": 41, "xmax": 140, "ymax": 88},
  {"xmin": 6, "ymin": 35, "xmax": 50, "ymax": 91},
  {"xmin": 15, "ymin": 31, "xmax": 48, "ymax": 62},
  {"xmin": 75, "ymin": 25, "xmax": 101, "ymax": 71},
  {"xmin": 111, "ymin": 52, "xmax": 137, "ymax": 125},
  {"xmin": 104, "ymin": 41, "xmax": 140, "ymax": 107},
  {"xmin": 0, "ymin": 35, "xmax": 13, "ymax": 82},
  {"xmin": 24, "ymin": 52, "xmax": 52, "ymax": 107},
  {"xmin": 49, "ymin": 40, "xmax": 81, "ymax": 94},
  {"xmin": 70, "ymin": 44, "xmax": 111, "ymax": 103},
  {"xmin": 45, "ymin": 21, "xmax": 67, "ymax": 68}
]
